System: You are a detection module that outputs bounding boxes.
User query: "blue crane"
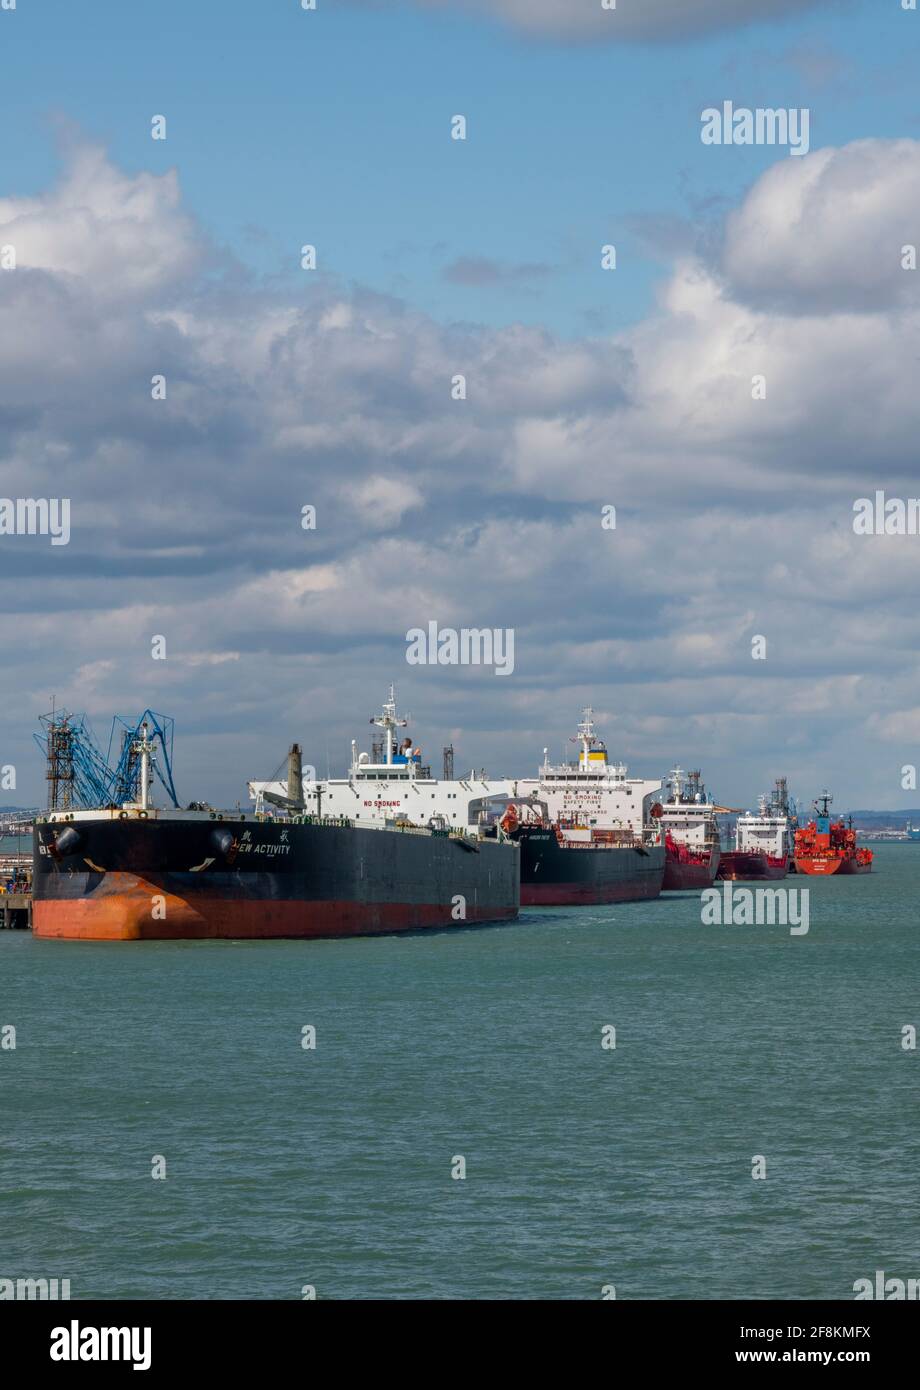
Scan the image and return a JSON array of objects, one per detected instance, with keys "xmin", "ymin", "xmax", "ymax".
[{"xmin": 35, "ymin": 708, "xmax": 180, "ymax": 810}]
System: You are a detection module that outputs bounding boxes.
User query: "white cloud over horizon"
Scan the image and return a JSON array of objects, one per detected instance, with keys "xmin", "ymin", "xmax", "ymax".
[
  {"xmin": 417, "ymin": 0, "xmax": 838, "ymax": 42},
  {"xmin": 1, "ymin": 135, "xmax": 919, "ymax": 810}
]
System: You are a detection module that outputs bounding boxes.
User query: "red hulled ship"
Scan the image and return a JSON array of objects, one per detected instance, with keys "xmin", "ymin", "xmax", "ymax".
[
  {"xmin": 656, "ymin": 767, "xmax": 721, "ymax": 891},
  {"xmin": 793, "ymin": 792, "xmax": 873, "ymax": 876},
  {"xmin": 718, "ymin": 779, "xmax": 791, "ymax": 881}
]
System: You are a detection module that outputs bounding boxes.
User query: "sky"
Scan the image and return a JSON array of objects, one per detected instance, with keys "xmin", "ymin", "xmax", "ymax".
[{"xmin": 1, "ymin": 0, "xmax": 920, "ymax": 811}]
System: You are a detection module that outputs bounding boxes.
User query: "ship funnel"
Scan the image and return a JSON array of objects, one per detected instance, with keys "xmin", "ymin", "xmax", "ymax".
[{"xmin": 287, "ymin": 743, "xmax": 305, "ymax": 808}]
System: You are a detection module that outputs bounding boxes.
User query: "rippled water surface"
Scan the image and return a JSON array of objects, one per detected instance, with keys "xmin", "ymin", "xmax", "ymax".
[{"xmin": 1, "ymin": 844, "xmax": 917, "ymax": 1299}]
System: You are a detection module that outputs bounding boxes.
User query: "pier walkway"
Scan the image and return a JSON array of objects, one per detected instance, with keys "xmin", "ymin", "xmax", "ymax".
[{"xmin": 0, "ymin": 893, "xmax": 31, "ymax": 929}]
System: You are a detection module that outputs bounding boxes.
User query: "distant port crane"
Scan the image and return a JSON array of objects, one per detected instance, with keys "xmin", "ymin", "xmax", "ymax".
[{"xmin": 34, "ymin": 706, "xmax": 179, "ymax": 811}]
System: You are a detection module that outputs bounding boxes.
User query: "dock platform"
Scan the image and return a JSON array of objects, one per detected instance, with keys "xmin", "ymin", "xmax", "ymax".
[{"xmin": 0, "ymin": 893, "xmax": 31, "ymax": 929}]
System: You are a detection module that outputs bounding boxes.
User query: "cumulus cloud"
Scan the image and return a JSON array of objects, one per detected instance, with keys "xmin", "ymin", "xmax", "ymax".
[
  {"xmin": 0, "ymin": 141, "xmax": 204, "ymax": 299},
  {"xmin": 418, "ymin": 0, "xmax": 835, "ymax": 42},
  {"xmin": 342, "ymin": 475, "xmax": 424, "ymax": 528},
  {"xmin": 2, "ymin": 136, "xmax": 920, "ymax": 810},
  {"xmin": 722, "ymin": 139, "xmax": 920, "ymax": 313}
]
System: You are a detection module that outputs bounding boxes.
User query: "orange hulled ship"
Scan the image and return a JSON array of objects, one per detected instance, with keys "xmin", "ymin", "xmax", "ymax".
[{"xmin": 793, "ymin": 792, "xmax": 873, "ymax": 876}]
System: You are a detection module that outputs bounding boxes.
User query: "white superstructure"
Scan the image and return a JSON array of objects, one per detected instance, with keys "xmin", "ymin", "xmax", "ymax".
[
  {"xmin": 248, "ymin": 687, "xmax": 506, "ymax": 829},
  {"xmin": 657, "ymin": 766, "xmax": 720, "ymax": 854},
  {"xmin": 512, "ymin": 709, "xmax": 663, "ymax": 843},
  {"xmin": 734, "ymin": 782, "xmax": 791, "ymax": 860},
  {"xmin": 248, "ymin": 694, "xmax": 663, "ymax": 840}
]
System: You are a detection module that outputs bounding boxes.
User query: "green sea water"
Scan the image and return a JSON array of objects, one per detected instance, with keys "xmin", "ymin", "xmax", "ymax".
[
  {"xmin": 0, "ymin": 835, "xmax": 31, "ymax": 856},
  {"xmin": 1, "ymin": 843, "xmax": 918, "ymax": 1300}
]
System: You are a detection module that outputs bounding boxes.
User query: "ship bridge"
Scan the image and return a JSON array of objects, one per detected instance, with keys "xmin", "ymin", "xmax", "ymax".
[
  {"xmin": 516, "ymin": 709, "xmax": 663, "ymax": 843},
  {"xmin": 539, "ymin": 708, "xmax": 628, "ymax": 783},
  {"xmin": 248, "ymin": 687, "xmax": 510, "ymax": 829},
  {"xmin": 248, "ymin": 697, "xmax": 663, "ymax": 843}
]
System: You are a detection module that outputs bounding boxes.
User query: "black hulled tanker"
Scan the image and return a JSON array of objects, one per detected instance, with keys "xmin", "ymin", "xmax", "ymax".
[
  {"xmin": 32, "ymin": 717, "xmax": 518, "ymax": 942},
  {"xmin": 494, "ymin": 710, "xmax": 667, "ymax": 905},
  {"xmin": 507, "ymin": 823, "xmax": 665, "ymax": 905},
  {"xmin": 32, "ymin": 809, "xmax": 519, "ymax": 940}
]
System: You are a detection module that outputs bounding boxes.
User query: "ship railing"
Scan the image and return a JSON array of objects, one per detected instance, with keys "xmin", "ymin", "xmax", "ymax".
[
  {"xmin": 558, "ymin": 834, "xmax": 644, "ymax": 845},
  {"xmin": 556, "ymin": 830, "xmax": 650, "ymax": 849},
  {"xmin": 269, "ymin": 813, "xmax": 492, "ymax": 843}
]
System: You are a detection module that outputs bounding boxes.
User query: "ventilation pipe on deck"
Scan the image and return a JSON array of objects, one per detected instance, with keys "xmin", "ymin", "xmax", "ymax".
[{"xmin": 287, "ymin": 744, "xmax": 305, "ymax": 809}]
